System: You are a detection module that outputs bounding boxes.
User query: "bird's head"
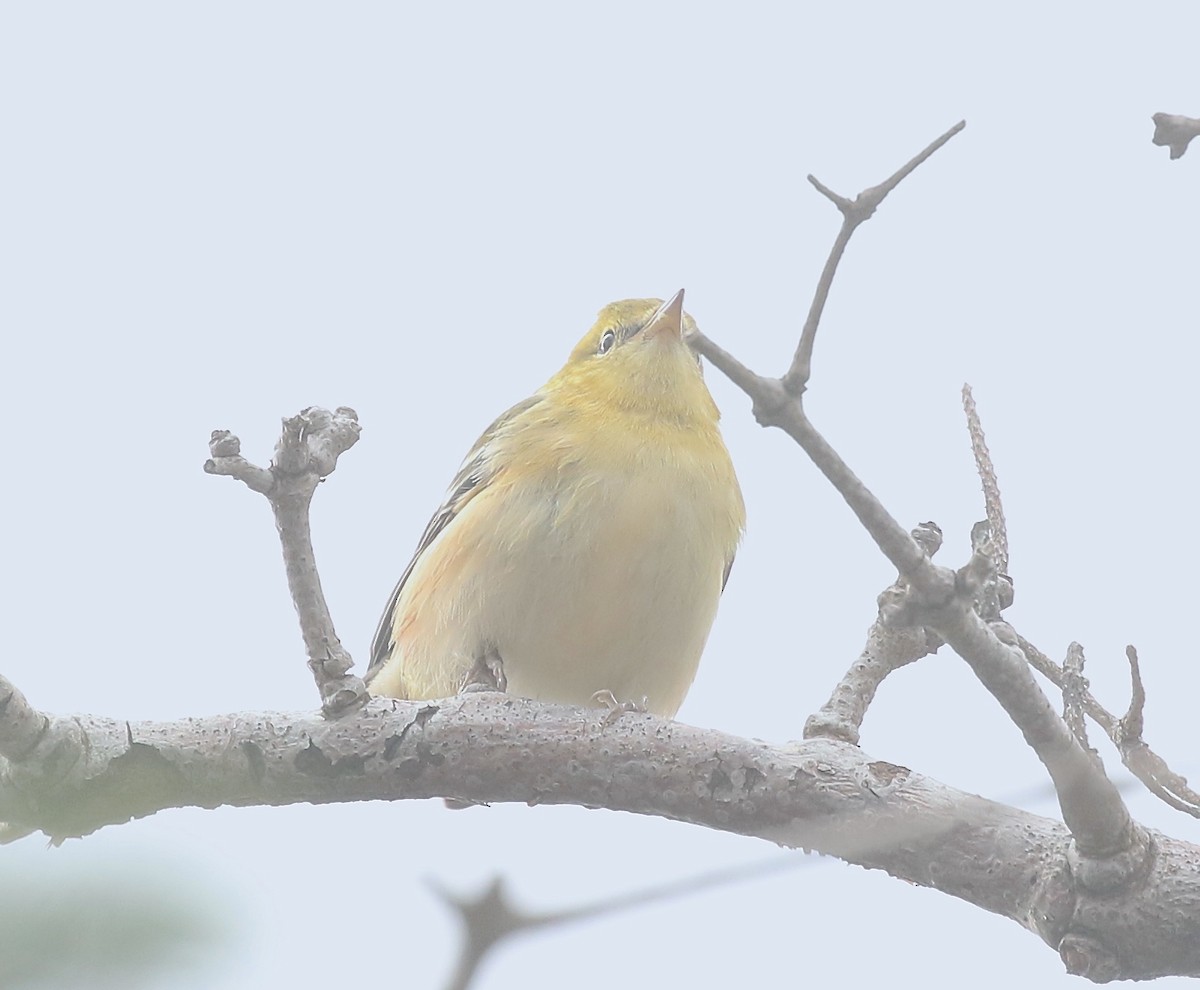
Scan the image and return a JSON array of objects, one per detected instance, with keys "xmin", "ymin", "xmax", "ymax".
[{"xmin": 550, "ymin": 290, "xmax": 718, "ymax": 423}]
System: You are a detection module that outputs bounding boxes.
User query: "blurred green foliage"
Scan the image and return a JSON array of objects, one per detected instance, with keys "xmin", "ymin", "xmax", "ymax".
[{"xmin": 0, "ymin": 856, "xmax": 233, "ymax": 990}]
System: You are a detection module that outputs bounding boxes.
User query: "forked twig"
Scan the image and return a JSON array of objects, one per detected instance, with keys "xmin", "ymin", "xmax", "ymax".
[
  {"xmin": 431, "ymin": 858, "xmax": 807, "ymax": 990},
  {"xmin": 205, "ymin": 407, "xmax": 368, "ymax": 715},
  {"xmin": 783, "ymin": 121, "xmax": 966, "ymax": 394},
  {"xmin": 1018, "ymin": 637, "xmax": 1200, "ymax": 817}
]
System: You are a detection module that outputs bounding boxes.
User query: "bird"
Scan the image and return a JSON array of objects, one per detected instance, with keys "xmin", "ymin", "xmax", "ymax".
[{"xmin": 366, "ymin": 290, "xmax": 744, "ymax": 718}]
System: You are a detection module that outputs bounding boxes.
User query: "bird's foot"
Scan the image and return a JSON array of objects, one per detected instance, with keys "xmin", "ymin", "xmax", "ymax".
[
  {"xmin": 592, "ymin": 689, "xmax": 649, "ymax": 725},
  {"xmin": 448, "ymin": 649, "xmax": 502, "ymax": 810},
  {"xmin": 460, "ymin": 646, "xmax": 507, "ymax": 694}
]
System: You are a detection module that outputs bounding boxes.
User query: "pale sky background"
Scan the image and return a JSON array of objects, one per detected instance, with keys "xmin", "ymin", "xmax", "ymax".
[{"xmin": 2, "ymin": 3, "xmax": 1198, "ymax": 988}]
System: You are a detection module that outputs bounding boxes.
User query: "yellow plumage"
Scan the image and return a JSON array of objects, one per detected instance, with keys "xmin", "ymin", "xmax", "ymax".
[{"xmin": 367, "ymin": 292, "xmax": 744, "ymax": 717}]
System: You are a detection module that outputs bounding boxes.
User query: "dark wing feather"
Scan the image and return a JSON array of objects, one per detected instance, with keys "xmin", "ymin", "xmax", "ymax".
[
  {"xmin": 721, "ymin": 553, "xmax": 735, "ymax": 593},
  {"xmin": 365, "ymin": 394, "xmax": 543, "ymax": 681}
]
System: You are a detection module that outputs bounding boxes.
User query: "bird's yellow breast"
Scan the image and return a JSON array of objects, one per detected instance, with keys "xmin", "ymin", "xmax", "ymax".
[{"xmin": 370, "ymin": 398, "xmax": 742, "ymax": 716}]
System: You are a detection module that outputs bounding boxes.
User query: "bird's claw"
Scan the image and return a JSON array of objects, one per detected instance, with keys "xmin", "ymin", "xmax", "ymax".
[
  {"xmin": 461, "ymin": 646, "xmax": 507, "ymax": 694},
  {"xmin": 593, "ymin": 689, "xmax": 648, "ymax": 725}
]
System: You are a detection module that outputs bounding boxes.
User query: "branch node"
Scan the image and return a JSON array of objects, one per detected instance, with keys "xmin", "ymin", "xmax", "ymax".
[
  {"xmin": 310, "ymin": 650, "xmax": 370, "ymax": 716},
  {"xmin": 802, "ymin": 711, "xmax": 862, "ymax": 745},
  {"xmin": 1151, "ymin": 112, "xmax": 1200, "ymax": 160},
  {"xmin": 1059, "ymin": 933, "xmax": 1122, "ymax": 983},
  {"xmin": 955, "ymin": 521, "xmax": 1010, "ymax": 620},
  {"xmin": 805, "ymin": 173, "xmax": 853, "ymax": 212},
  {"xmin": 273, "ymin": 406, "xmax": 361, "ymax": 479},
  {"xmin": 748, "ymin": 377, "xmax": 796, "ymax": 429},
  {"xmin": 1067, "ymin": 824, "xmax": 1153, "ymax": 893},
  {"xmin": 208, "ymin": 430, "xmax": 241, "ymax": 458},
  {"xmin": 204, "ymin": 431, "xmax": 275, "ymax": 494},
  {"xmin": 910, "ymin": 520, "xmax": 943, "ymax": 557}
]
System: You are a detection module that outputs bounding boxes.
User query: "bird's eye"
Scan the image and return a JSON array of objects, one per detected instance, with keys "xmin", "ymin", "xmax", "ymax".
[{"xmin": 597, "ymin": 329, "xmax": 617, "ymax": 355}]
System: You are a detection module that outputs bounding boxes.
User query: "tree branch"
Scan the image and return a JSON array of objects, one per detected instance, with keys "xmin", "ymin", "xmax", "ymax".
[
  {"xmin": 692, "ymin": 122, "xmax": 1138, "ymax": 864},
  {"xmin": 958, "ymin": 395, "xmax": 1196, "ymax": 818},
  {"xmin": 1017, "ymin": 636, "xmax": 1200, "ymax": 817},
  {"xmin": 431, "ymin": 858, "xmax": 804, "ymax": 990},
  {"xmin": 0, "ymin": 674, "xmax": 49, "ymax": 761},
  {"xmin": 962, "ymin": 384, "xmax": 1009, "ymax": 576},
  {"xmin": 0, "ymin": 687, "xmax": 1196, "ymax": 981},
  {"xmin": 205, "ymin": 407, "xmax": 368, "ymax": 715},
  {"xmin": 782, "ymin": 121, "xmax": 967, "ymax": 394},
  {"xmin": 1151, "ymin": 112, "xmax": 1200, "ymax": 160},
  {"xmin": 804, "ymin": 522, "xmax": 943, "ymax": 744}
]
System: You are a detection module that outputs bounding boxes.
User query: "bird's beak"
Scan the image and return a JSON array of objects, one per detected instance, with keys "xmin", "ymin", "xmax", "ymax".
[{"xmin": 638, "ymin": 289, "xmax": 685, "ymax": 341}]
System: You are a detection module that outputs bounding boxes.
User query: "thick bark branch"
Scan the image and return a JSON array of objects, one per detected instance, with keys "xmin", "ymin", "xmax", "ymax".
[{"xmin": 0, "ymin": 690, "xmax": 1197, "ymax": 982}]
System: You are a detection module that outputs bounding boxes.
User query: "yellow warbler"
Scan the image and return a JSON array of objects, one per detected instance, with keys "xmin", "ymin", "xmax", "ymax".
[{"xmin": 367, "ymin": 291, "xmax": 744, "ymax": 717}]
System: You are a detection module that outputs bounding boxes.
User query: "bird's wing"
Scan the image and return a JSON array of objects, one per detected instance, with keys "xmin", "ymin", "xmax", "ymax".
[
  {"xmin": 722, "ymin": 554, "xmax": 735, "ymax": 594},
  {"xmin": 366, "ymin": 394, "xmax": 543, "ymax": 681}
]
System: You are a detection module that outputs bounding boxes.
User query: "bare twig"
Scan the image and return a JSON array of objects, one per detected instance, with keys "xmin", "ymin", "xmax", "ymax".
[
  {"xmin": 433, "ymin": 878, "xmax": 528, "ymax": 990},
  {"xmin": 1117, "ymin": 646, "xmax": 1200, "ymax": 815},
  {"xmin": 433, "ymin": 858, "xmax": 806, "ymax": 990},
  {"xmin": 803, "ymin": 621, "xmax": 937, "ymax": 745},
  {"xmin": 1151, "ymin": 113, "xmax": 1200, "ymax": 160},
  {"xmin": 957, "ymin": 391, "xmax": 1013, "ymax": 629},
  {"xmin": 1062, "ymin": 643, "xmax": 1102, "ymax": 770},
  {"xmin": 205, "ymin": 407, "xmax": 368, "ymax": 715},
  {"xmin": 962, "ymin": 385, "xmax": 1009, "ymax": 576},
  {"xmin": 1121, "ymin": 646, "xmax": 1147, "ymax": 740},
  {"xmin": 693, "ymin": 122, "xmax": 1138, "ymax": 864},
  {"xmin": 805, "ymin": 523, "xmax": 943, "ymax": 744},
  {"xmin": 782, "ymin": 121, "xmax": 967, "ymax": 394},
  {"xmin": 1016, "ymin": 636, "xmax": 1200, "ymax": 818}
]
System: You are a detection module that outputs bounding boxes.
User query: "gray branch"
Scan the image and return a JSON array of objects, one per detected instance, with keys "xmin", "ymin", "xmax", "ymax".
[
  {"xmin": 690, "ymin": 122, "xmax": 1138, "ymax": 865},
  {"xmin": 962, "ymin": 384, "xmax": 1009, "ymax": 576},
  {"xmin": 431, "ymin": 859, "xmax": 804, "ymax": 990},
  {"xmin": 204, "ymin": 407, "xmax": 368, "ymax": 715},
  {"xmin": 782, "ymin": 121, "xmax": 967, "ymax": 394},
  {"xmin": 1151, "ymin": 113, "xmax": 1200, "ymax": 160},
  {"xmin": 804, "ymin": 522, "xmax": 943, "ymax": 744},
  {"xmin": 1018, "ymin": 637, "xmax": 1200, "ymax": 817},
  {"xmin": 0, "ymin": 687, "xmax": 1196, "ymax": 982}
]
